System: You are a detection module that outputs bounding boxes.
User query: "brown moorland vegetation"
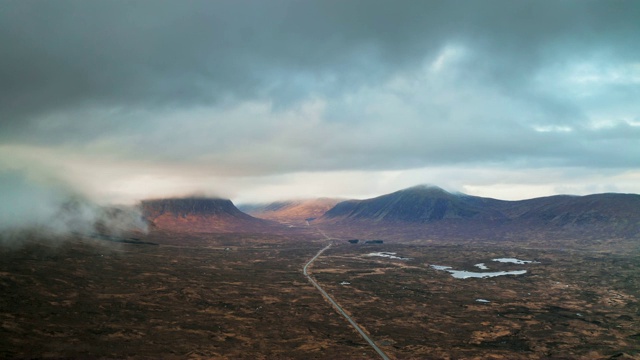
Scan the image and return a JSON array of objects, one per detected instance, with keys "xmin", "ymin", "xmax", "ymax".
[{"xmin": 2, "ymin": 192, "xmax": 639, "ymax": 359}]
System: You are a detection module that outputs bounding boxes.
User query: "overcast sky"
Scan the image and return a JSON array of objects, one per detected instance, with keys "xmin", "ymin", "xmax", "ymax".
[{"xmin": 1, "ymin": 0, "xmax": 639, "ymax": 204}]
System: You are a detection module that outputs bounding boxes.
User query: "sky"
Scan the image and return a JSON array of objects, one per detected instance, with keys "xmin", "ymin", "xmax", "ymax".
[{"xmin": 1, "ymin": 0, "xmax": 639, "ymax": 206}]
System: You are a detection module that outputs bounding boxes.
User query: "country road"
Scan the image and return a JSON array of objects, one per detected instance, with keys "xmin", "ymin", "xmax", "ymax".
[{"xmin": 303, "ymin": 242, "xmax": 391, "ymax": 360}]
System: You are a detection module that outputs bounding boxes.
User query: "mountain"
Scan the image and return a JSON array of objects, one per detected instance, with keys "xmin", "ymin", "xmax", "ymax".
[
  {"xmin": 323, "ymin": 185, "xmax": 505, "ymax": 222},
  {"xmin": 320, "ymin": 185, "xmax": 640, "ymax": 240},
  {"xmin": 141, "ymin": 197, "xmax": 280, "ymax": 233},
  {"xmin": 138, "ymin": 188, "xmax": 640, "ymax": 239},
  {"xmin": 240, "ymin": 198, "xmax": 341, "ymax": 225},
  {"xmin": 504, "ymin": 193, "xmax": 640, "ymax": 235}
]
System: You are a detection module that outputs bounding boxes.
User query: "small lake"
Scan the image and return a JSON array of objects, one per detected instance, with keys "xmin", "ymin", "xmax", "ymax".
[
  {"xmin": 430, "ymin": 265, "xmax": 527, "ymax": 279},
  {"xmin": 366, "ymin": 252, "xmax": 411, "ymax": 260},
  {"xmin": 471, "ymin": 258, "xmax": 538, "ymax": 272},
  {"xmin": 492, "ymin": 258, "xmax": 539, "ymax": 264}
]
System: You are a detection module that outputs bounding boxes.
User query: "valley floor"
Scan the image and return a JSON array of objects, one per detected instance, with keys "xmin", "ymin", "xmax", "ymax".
[{"xmin": 1, "ymin": 230, "xmax": 639, "ymax": 359}]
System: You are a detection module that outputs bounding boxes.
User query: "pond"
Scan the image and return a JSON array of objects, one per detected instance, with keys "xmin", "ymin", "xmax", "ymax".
[
  {"xmin": 430, "ymin": 265, "xmax": 528, "ymax": 279},
  {"xmin": 366, "ymin": 252, "xmax": 411, "ymax": 260},
  {"xmin": 492, "ymin": 258, "xmax": 539, "ymax": 264}
]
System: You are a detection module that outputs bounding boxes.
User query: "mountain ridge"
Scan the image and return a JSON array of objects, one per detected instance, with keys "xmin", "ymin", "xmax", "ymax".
[
  {"xmin": 319, "ymin": 186, "xmax": 640, "ymax": 239},
  {"xmin": 137, "ymin": 187, "xmax": 640, "ymax": 239}
]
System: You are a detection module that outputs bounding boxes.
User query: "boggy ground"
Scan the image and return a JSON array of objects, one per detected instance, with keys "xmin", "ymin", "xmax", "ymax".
[
  {"xmin": 311, "ymin": 242, "xmax": 640, "ymax": 359},
  {"xmin": 0, "ymin": 232, "xmax": 378, "ymax": 359},
  {"xmin": 1, "ymin": 230, "xmax": 639, "ymax": 359}
]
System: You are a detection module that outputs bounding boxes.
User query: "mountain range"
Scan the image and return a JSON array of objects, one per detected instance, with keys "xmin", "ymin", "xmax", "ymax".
[
  {"xmin": 139, "ymin": 185, "xmax": 640, "ymax": 240},
  {"xmin": 319, "ymin": 185, "xmax": 640, "ymax": 240}
]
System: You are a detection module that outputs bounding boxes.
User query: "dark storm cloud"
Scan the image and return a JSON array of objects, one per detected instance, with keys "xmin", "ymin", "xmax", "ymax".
[
  {"xmin": 1, "ymin": 0, "xmax": 639, "ymax": 187},
  {"xmin": 2, "ymin": 0, "xmax": 638, "ymax": 129}
]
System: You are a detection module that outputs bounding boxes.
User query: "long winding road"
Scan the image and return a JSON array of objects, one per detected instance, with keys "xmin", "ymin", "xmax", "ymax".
[{"xmin": 303, "ymin": 242, "xmax": 391, "ymax": 360}]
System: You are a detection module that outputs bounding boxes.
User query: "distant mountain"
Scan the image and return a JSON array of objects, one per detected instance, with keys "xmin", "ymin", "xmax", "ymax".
[
  {"xmin": 138, "ymin": 188, "xmax": 640, "ymax": 239},
  {"xmin": 141, "ymin": 197, "xmax": 280, "ymax": 233},
  {"xmin": 504, "ymin": 193, "xmax": 640, "ymax": 234},
  {"xmin": 240, "ymin": 198, "xmax": 340, "ymax": 225},
  {"xmin": 320, "ymin": 185, "xmax": 640, "ymax": 240},
  {"xmin": 323, "ymin": 185, "xmax": 505, "ymax": 222}
]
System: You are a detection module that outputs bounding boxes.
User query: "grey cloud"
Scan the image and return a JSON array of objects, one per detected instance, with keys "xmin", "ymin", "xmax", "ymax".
[
  {"xmin": 2, "ymin": 1, "xmax": 639, "ymax": 134},
  {"xmin": 0, "ymin": 0, "xmax": 639, "ymax": 196}
]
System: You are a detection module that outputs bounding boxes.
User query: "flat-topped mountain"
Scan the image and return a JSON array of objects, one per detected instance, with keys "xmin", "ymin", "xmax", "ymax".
[
  {"xmin": 240, "ymin": 198, "xmax": 340, "ymax": 225},
  {"xmin": 143, "ymin": 198, "xmax": 251, "ymax": 219},
  {"xmin": 141, "ymin": 197, "xmax": 280, "ymax": 233}
]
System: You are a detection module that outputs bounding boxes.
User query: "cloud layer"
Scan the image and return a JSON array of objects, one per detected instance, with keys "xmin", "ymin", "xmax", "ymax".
[{"xmin": 1, "ymin": 0, "xmax": 639, "ymax": 202}]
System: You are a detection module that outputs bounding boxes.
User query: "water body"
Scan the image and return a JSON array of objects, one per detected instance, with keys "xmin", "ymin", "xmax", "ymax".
[
  {"xmin": 492, "ymin": 258, "xmax": 539, "ymax": 264},
  {"xmin": 475, "ymin": 258, "xmax": 537, "ymax": 270},
  {"xmin": 430, "ymin": 265, "xmax": 451, "ymax": 271},
  {"xmin": 430, "ymin": 265, "xmax": 527, "ymax": 279},
  {"xmin": 366, "ymin": 252, "xmax": 411, "ymax": 260}
]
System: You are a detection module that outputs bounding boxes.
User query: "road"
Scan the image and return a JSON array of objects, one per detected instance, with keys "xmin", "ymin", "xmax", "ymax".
[{"xmin": 303, "ymin": 242, "xmax": 391, "ymax": 360}]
